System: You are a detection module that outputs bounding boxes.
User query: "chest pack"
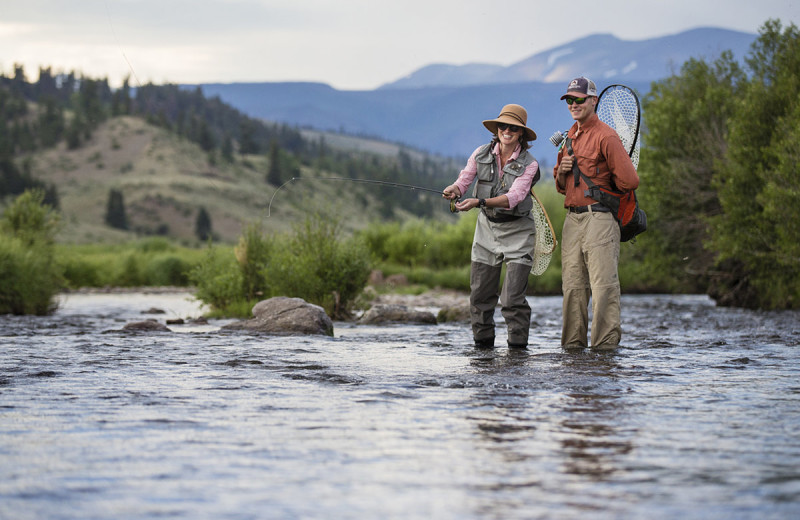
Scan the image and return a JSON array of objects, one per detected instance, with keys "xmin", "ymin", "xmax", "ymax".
[{"xmin": 566, "ymin": 138, "xmax": 647, "ymax": 242}]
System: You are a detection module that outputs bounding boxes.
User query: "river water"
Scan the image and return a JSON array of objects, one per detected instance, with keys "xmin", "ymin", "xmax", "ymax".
[{"xmin": 1, "ymin": 291, "xmax": 799, "ymax": 520}]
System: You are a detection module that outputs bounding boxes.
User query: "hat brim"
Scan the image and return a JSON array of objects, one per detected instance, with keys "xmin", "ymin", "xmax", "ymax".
[
  {"xmin": 560, "ymin": 91, "xmax": 596, "ymax": 100},
  {"xmin": 482, "ymin": 119, "xmax": 537, "ymax": 142}
]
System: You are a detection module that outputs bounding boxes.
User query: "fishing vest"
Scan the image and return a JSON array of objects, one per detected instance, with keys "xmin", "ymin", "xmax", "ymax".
[{"xmin": 472, "ymin": 143, "xmax": 538, "ymax": 220}]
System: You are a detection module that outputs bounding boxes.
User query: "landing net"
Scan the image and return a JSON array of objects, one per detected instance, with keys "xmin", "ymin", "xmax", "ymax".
[
  {"xmin": 597, "ymin": 85, "xmax": 641, "ymax": 169},
  {"xmin": 531, "ymin": 188, "xmax": 557, "ymax": 276}
]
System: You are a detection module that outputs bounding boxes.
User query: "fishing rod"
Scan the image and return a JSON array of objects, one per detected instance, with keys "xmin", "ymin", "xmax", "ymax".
[{"xmin": 267, "ymin": 176, "xmax": 459, "ymax": 216}]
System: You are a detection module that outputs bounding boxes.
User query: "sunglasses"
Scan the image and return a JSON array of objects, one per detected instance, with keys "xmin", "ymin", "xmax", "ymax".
[
  {"xmin": 497, "ymin": 123, "xmax": 522, "ymax": 133},
  {"xmin": 565, "ymin": 96, "xmax": 589, "ymax": 105}
]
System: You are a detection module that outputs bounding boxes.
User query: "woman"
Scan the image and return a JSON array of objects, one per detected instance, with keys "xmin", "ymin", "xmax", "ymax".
[{"xmin": 442, "ymin": 104, "xmax": 540, "ymax": 349}]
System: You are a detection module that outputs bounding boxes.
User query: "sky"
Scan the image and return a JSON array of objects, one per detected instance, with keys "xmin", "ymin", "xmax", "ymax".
[{"xmin": 2, "ymin": 0, "xmax": 798, "ymax": 91}]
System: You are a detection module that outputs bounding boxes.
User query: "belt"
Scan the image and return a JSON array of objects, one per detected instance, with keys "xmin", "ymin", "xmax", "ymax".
[
  {"xmin": 569, "ymin": 204, "xmax": 611, "ymax": 214},
  {"xmin": 483, "ymin": 210, "xmax": 523, "ymax": 223}
]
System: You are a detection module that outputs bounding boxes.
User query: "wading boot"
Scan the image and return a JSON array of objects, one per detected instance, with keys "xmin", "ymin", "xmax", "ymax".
[{"xmin": 474, "ymin": 336, "xmax": 496, "ymax": 349}]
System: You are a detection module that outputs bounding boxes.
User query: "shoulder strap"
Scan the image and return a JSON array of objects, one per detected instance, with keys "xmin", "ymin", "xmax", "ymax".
[
  {"xmin": 565, "ymin": 138, "xmax": 583, "ymax": 188},
  {"xmin": 566, "ymin": 137, "xmax": 620, "ymax": 193}
]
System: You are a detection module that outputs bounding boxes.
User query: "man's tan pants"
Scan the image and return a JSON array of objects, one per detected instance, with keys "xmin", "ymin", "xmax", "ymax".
[{"xmin": 560, "ymin": 210, "xmax": 622, "ymax": 348}]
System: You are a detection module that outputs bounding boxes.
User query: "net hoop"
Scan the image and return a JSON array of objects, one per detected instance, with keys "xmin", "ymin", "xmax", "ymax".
[{"xmin": 530, "ymin": 187, "xmax": 557, "ymax": 276}]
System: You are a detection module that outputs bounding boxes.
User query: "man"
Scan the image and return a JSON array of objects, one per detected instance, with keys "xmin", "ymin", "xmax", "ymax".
[{"xmin": 553, "ymin": 77, "xmax": 639, "ymax": 349}]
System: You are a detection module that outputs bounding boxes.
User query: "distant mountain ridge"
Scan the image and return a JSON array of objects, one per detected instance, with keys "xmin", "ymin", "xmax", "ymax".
[
  {"xmin": 193, "ymin": 27, "xmax": 756, "ymax": 158},
  {"xmin": 380, "ymin": 28, "xmax": 755, "ymax": 89}
]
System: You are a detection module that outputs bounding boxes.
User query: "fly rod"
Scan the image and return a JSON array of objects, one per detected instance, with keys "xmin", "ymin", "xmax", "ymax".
[{"xmin": 267, "ymin": 176, "xmax": 459, "ymax": 216}]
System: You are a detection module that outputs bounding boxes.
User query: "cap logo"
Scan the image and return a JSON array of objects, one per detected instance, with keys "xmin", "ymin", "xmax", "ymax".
[{"xmin": 569, "ymin": 79, "xmax": 580, "ymax": 89}]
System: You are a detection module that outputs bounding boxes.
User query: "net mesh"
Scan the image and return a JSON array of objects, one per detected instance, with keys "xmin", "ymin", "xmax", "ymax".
[
  {"xmin": 531, "ymin": 188, "xmax": 557, "ymax": 276},
  {"xmin": 597, "ymin": 85, "xmax": 641, "ymax": 168}
]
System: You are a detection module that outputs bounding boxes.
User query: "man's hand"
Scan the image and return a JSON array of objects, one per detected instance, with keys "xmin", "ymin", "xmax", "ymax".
[{"xmin": 557, "ymin": 156, "xmax": 574, "ymax": 177}]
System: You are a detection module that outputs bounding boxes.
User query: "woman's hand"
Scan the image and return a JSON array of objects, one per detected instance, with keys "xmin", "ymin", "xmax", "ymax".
[
  {"xmin": 455, "ymin": 198, "xmax": 480, "ymax": 212},
  {"xmin": 442, "ymin": 185, "xmax": 461, "ymax": 200}
]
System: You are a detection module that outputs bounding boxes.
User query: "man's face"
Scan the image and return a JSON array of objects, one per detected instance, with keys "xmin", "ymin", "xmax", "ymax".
[{"xmin": 565, "ymin": 95, "xmax": 597, "ymax": 124}]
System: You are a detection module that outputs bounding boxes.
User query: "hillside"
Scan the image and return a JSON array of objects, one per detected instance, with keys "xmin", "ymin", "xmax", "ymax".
[
  {"xmin": 24, "ymin": 115, "xmax": 458, "ymax": 244},
  {"xmin": 1, "ymin": 71, "xmax": 462, "ymax": 245}
]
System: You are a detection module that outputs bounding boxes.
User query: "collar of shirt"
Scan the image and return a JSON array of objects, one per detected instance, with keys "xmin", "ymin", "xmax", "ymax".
[
  {"xmin": 491, "ymin": 142, "xmax": 521, "ymax": 163},
  {"xmin": 569, "ymin": 112, "xmax": 599, "ymax": 138}
]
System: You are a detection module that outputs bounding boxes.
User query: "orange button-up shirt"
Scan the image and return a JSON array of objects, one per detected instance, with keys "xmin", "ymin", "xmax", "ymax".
[{"xmin": 553, "ymin": 113, "xmax": 639, "ymax": 208}]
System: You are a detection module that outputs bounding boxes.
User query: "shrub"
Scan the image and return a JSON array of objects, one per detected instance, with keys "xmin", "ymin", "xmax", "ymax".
[
  {"xmin": 0, "ymin": 189, "xmax": 59, "ymax": 246},
  {"xmin": 142, "ymin": 254, "xmax": 191, "ymax": 286},
  {"xmin": 0, "ymin": 190, "xmax": 62, "ymax": 315},
  {"xmin": 234, "ymin": 223, "xmax": 274, "ymax": 300},
  {"xmin": 265, "ymin": 215, "xmax": 371, "ymax": 318},
  {"xmin": 189, "ymin": 246, "xmax": 245, "ymax": 311},
  {"xmin": 191, "ymin": 214, "xmax": 371, "ymax": 318}
]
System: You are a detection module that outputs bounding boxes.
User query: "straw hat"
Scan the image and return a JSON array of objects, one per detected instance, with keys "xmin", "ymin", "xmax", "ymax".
[{"xmin": 482, "ymin": 104, "xmax": 537, "ymax": 141}]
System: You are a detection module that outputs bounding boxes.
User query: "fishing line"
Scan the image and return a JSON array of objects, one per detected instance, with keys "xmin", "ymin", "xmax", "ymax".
[
  {"xmin": 104, "ymin": 0, "xmax": 143, "ymax": 88},
  {"xmin": 267, "ymin": 176, "xmax": 457, "ymax": 217}
]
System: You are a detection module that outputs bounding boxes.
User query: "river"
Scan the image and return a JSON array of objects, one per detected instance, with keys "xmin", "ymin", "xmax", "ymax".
[{"xmin": 1, "ymin": 291, "xmax": 799, "ymax": 519}]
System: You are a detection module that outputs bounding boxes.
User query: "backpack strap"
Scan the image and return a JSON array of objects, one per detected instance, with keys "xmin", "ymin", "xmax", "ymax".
[
  {"xmin": 565, "ymin": 138, "xmax": 581, "ymax": 188},
  {"xmin": 565, "ymin": 137, "xmax": 618, "ymax": 194}
]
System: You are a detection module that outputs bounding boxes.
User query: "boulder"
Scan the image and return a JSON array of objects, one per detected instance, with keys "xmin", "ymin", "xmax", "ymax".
[
  {"xmin": 358, "ymin": 304, "xmax": 437, "ymax": 325},
  {"xmin": 222, "ymin": 296, "xmax": 334, "ymax": 336}
]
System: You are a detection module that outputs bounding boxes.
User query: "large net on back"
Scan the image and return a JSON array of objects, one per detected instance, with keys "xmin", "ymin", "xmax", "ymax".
[
  {"xmin": 597, "ymin": 85, "xmax": 641, "ymax": 168},
  {"xmin": 531, "ymin": 188, "xmax": 557, "ymax": 276}
]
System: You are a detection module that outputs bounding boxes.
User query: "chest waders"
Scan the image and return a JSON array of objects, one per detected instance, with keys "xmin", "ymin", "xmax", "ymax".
[{"xmin": 470, "ymin": 143, "xmax": 539, "ymax": 349}]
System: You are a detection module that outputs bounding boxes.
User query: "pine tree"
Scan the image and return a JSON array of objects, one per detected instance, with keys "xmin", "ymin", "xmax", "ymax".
[
  {"xmin": 221, "ymin": 132, "xmax": 234, "ymax": 163},
  {"xmin": 267, "ymin": 140, "xmax": 283, "ymax": 185},
  {"xmin": 195, "ymin": 207, "xmax": 213, "ymax": 241},
  {"xmin": 104, "ymin": 189, "xmax": 128, "ymax": 230}
]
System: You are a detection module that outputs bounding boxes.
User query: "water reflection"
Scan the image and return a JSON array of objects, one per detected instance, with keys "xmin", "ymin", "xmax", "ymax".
[
  {"xmin": 465, "ymin": 348, "xmax": 634, "ymax": 482},
  {"xmin": 468, "ymin": 348, "xmax": 536, "ymax": 447},
  {"xmin": 556, "ymin": 351, "xmax": 633, "ymax": 480}
]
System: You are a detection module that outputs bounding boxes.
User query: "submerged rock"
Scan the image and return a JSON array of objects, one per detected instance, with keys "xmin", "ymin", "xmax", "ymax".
[
  {"xmin": 358, "ymin": 304, "xmax": 437, "ymax": 325},
  {"xmin": 222, "ymin": 296, "xmax": 334, "ymax": 336},
  {"xmin": 123, "ymin": 320, "xmax": 171, "ymax": 332},
  {"xmin": 437, "ymin": 304, "xmax": 471, "ymax": 323}
]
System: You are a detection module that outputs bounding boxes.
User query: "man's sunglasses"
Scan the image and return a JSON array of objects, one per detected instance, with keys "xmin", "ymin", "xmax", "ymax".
[
  {"xmin": 565, "ymin": 96, "xmax": 589, "ymax": 105},
  {"xmin": 497, "ymin": 123, "xmax": 522, "ymax": 132}
]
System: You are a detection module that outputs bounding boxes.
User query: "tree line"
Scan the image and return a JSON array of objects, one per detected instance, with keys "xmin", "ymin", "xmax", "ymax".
[{"xmin": 636, "ymin": 19, "xmax": 799, "ymax": 309}]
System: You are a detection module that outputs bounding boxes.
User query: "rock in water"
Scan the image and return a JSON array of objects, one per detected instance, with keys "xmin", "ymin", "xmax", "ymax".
[
  {"xmin": 222, "ymin": 296, "xmax": 334, "ymax": 336},
  {"xmin": 358, "ymin": 304, "xmax": 437, "ymax": 325},
  {"xmin": 122, "ymin": 320, "xmax": 171, "ymax": 332}
]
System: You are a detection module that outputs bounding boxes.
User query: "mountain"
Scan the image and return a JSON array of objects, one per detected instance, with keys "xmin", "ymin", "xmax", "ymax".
[
  {"xmin": 381, "ymin": 28, "xmax": 756, "ymax": 89},
  {"xmin": 192, "ymin": 27, "xmax": 756, "ymax": 159}
]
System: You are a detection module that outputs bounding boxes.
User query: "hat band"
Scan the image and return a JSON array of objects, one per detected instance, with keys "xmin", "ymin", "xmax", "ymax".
[{"xmin": 498, "ymin": 111, "xmax": 525, "ymax": 126}]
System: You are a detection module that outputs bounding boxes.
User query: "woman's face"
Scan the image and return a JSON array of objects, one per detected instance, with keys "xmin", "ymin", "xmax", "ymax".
[{"xmin": 496, "ymin": 123, "xmax": 522, "ymax": 147}]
